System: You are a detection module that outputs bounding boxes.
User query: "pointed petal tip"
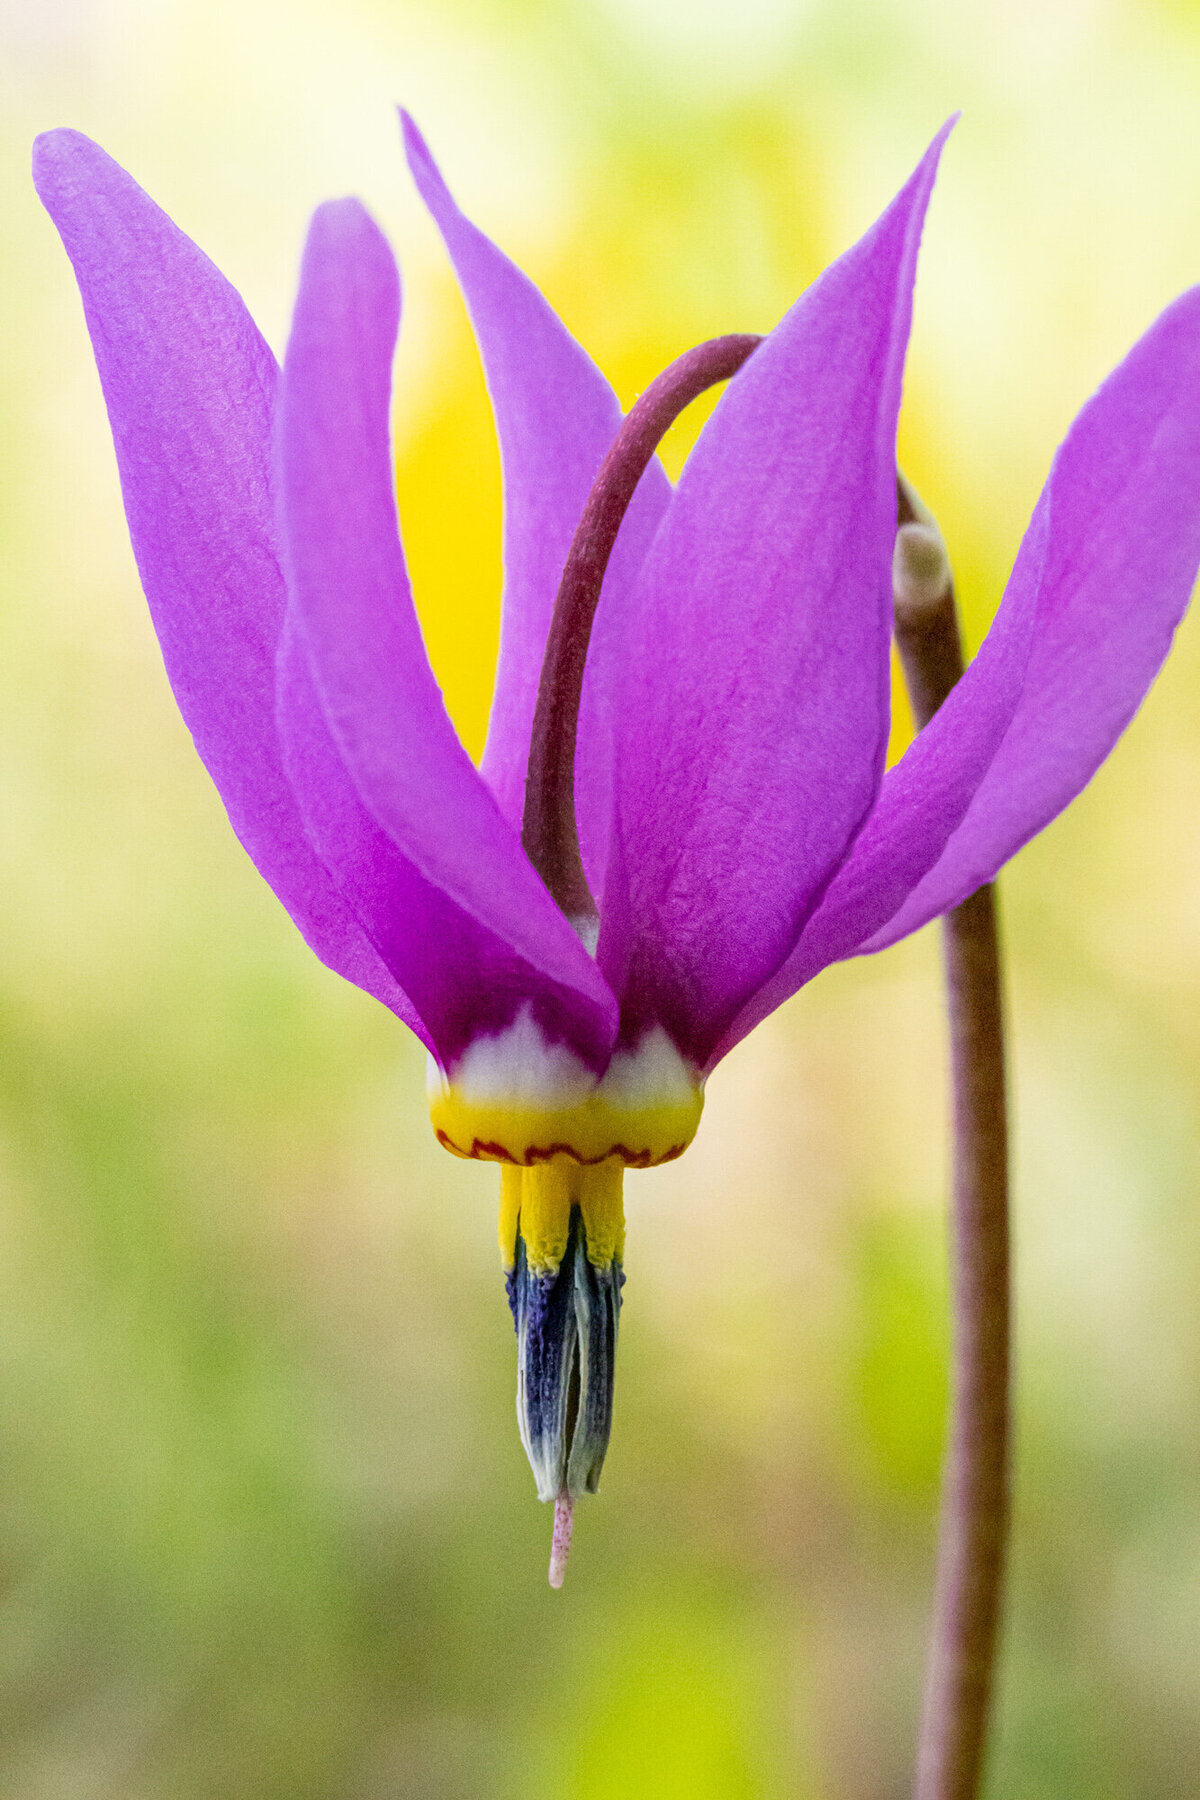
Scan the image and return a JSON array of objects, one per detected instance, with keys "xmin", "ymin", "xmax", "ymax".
[
  {"xmin": 397, "ymin": 107, "xmax": 428, "ymax": 163},
  {"xmin": 909, "ymin": 112, "xmax": 957, "ymax": 197},
  {"xmin": 398, "ymin": 107, "xmax": 448, "ymax": 201},
  {"xmin": 924, "ymin": 112, "xmax": 960, "ymax": 160},
  {"xmin": 886, "ymin": 114, "xmax": 956, "ymax": 228}
]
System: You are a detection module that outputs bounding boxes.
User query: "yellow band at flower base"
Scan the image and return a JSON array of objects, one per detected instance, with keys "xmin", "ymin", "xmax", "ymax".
[{"xmin": 427, "ymin": 1010, "xmax": 705, "ymax": 1179}]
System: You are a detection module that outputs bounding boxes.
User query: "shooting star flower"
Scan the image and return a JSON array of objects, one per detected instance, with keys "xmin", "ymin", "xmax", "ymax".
[{"xmin": 34, "ymin": 115, "xmax": 1200, "ymax": 1582}]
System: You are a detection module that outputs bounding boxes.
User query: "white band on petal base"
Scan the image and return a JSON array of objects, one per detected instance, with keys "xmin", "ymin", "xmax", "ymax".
[{"xmin": 427, "ymin": 1008, "xmax": 704, "ymax": 1168}]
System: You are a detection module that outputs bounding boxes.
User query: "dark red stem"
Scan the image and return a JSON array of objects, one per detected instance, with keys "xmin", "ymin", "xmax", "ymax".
[
  {"xmin": 522, "ymin": 333, "xmax": 763, "ymax": 923},
  {"xmin": 893, "ymin": 533, "xmax": 1011, "ymax": 1800}
]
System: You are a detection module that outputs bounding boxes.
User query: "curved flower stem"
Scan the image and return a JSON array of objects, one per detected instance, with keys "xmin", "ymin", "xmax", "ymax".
[
  {"xmin": 893, "ymin": 493, "xmax": 1011, "ymax": 1800},
  {"xmin": 522, "ymin": 332, "xmax": 762, "ymax": 925}
]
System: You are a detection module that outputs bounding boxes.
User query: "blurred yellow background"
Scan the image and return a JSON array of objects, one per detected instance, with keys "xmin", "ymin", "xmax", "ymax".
[{"xmin": 3, "ymin": 0, "xmax": 1200, "ymax": 1794}]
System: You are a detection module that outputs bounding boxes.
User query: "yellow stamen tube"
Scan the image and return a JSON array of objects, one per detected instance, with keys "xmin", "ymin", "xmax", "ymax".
[{"xmin": 428, "ymin": 1012, "xmax": 705, "ymax": 1582}]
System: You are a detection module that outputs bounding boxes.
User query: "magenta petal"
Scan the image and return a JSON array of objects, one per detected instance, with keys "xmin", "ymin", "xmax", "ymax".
[
  {"xmin": 712, "ymin": 516, "xmax": 1046, "ymax": 1062},
  {"xmin": 401, "ymin": 113, "xmax": 671, "ymax": 893},
  {"xmin": 32, "ymin": 128, "xmax": 417, "ymax": 1026},
  {"xmin": 276, "ymin": 196, "xmax": 617, "ymax": 1037},
  {"xmin": 601, "ymin": 124, "xmax": 953, "ymax": 1065},
  {"xmin": 863, "ymin": 285, "xmax": 1200, "ymax": 951},
  {"xmin": 714, "ymin": 283, "xmax": 1200, "ymax": 1065},
  {"xmin": 276, "ymin": 620, "xmax": 617, "ymax": 1071}
]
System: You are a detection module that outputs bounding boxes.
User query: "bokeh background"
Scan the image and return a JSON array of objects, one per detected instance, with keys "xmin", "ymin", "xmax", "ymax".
[{"xmin": 3, "ymin": 0, "xmax": 1200, "ymax": 1794}]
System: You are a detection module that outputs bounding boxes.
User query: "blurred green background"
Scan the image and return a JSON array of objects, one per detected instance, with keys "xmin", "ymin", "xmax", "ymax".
[{"xmin": 3, "ymin": 0, "xmax": 1200, "ymax": 1794}]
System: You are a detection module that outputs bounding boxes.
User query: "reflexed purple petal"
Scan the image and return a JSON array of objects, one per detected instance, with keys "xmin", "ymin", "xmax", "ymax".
[
  {"xmin": 600, "ymin": 123, "xmax": 953, "ymax": 1064},
  {"xmin": 277, "ymin": 620, "xmax": 617, "ymax": 1071},
  {"xmin": 714, "ymin": 284, "xmax": 1200, "ymax": 1064},
  {"xmin": 864, "ymin": 285, "xmax": 1200, "ymax": 950},
  {"xmin": 401, "ymin": 113, "xmax": 671, "ymax": 894},
  {"xmin": 32, "ymin": 128, "xmax": 416, "ymax": 1024},
  {"xmin": 276, "ymin": 196, "xmax": 618, "ymax": 1038},
  {"xmin": 713, "ymin": 513, "xmax": 1047, "ymax": 1063}
]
